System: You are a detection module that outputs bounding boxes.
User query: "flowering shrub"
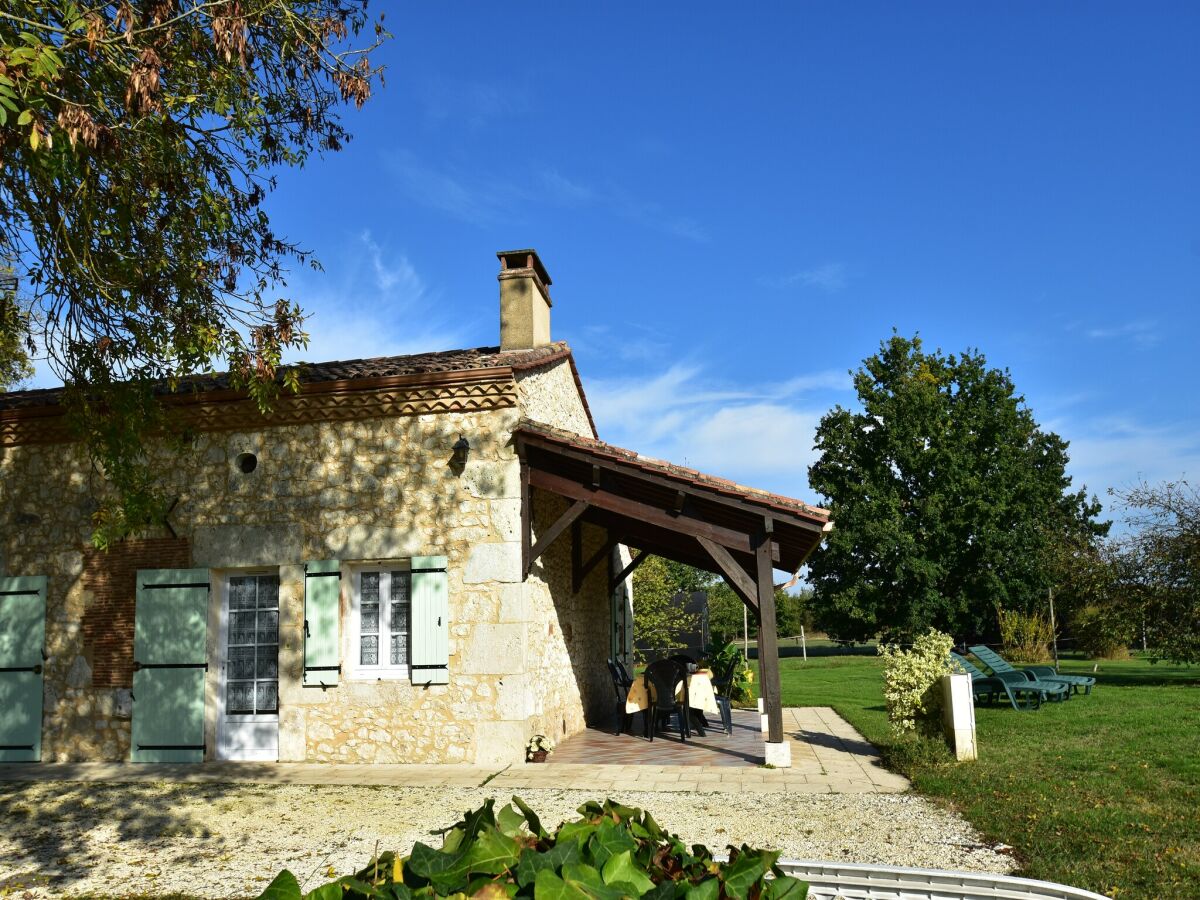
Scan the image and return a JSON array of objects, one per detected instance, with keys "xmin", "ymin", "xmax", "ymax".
[
  {"xmin": 525, "ymin": 734, "xmax": 555, "ymax": 760},
  {"xmin": 878, "ymin": 629, "xmax": 955, "ymax": 737}
]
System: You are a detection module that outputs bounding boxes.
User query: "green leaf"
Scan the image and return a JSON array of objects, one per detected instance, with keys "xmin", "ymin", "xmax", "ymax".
[
  {"xmin": 763, "ymin": 875, "xmax": 808, "ymax": 899},
  {"xmin": 255, "ymin": 870, "xmax": 303, "ymax": 900},
  {"xmin": 17, "ymin": 109, "xmax": 32, "ymax": 126},
  {"xmin": 497, "ymin": 802, "xmax": 526, "ymax": 838},
  {"xmin": 462, "ymin": 826, "xmax": 522, "ymax": 875},
  {"xmin": 515, "ymin": 839, "xmax": 584, "ymax": 888},
  {"xmin": 719, "ymin": 850, "xmax": 775, "ymax": 900},
  {"xmin": 512, "ymin": 795, "xmax": 548, "ymax": 839},
  {"xmin": 590, "ymin": 818, "xmax": 638, "ymax": 870},
  {"xmin": 534, "ymin": 868, "xmax": 591, "ymax": 900},
  {"xmin": 302, "ymin": 883, "xmax": 344, "ymax": 900},
  {"xmin": 684, "ymin": 880, "xmax": 719, "ymax": 900},
  {"xmin": 601, "ymin": 850, "xmax": 656, "ymax": 895}
]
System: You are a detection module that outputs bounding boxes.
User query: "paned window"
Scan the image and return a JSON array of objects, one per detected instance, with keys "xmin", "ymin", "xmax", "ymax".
[
  {"xmin": 225, "ymin": 574, "xmax": 280, "ymax": 715},
  {"xmin": 352, "ymin": 568, "xmax": 411, "ymax": 677}
]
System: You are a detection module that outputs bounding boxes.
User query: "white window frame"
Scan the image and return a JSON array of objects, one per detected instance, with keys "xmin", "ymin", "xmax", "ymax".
[{"xmin": 348, "ymin": 564, "xmax": 412, "ymax": 680}]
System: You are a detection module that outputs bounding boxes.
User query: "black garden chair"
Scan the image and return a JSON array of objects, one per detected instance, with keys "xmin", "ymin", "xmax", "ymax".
[
  {"xmin": 644, "ymin": 658, "xmax": 701, "ymax": 741},
  {"xmin": 607, "ymin": 658, "xmax": 636, "ymax": 735}
]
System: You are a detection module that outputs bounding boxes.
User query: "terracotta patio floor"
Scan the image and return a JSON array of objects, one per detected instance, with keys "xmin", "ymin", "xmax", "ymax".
[{"xmin": 549, "ymin": 707, "xmax": 769, "ymax": 767}]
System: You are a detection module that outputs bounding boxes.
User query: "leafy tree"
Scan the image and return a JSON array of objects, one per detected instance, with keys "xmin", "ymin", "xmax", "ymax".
[
  {"xmin": 1113, "ymin": 480, "xmax": 1200, "ymax": 664},
  {"xmin": 630, "ymin": 554, "xmax": 711, "ymax": 660},
  {"xmin": 1, "ymin": 1, "xmax": 387, "ymax": 544},
  {"xmin": 0, "ymin": 269, "xmax": 34, "ymax": 387},
  {"xmin": 808, "ymin": 333, "xmax": 1107, "ymax": 641},
  {"xmin": 707, "ymin": 581, "xmax": 809, "ymax": 645}
]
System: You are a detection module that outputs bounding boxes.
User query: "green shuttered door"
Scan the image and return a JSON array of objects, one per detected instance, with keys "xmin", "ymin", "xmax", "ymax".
[
  {"xmin": 411, "ymin": 556, "xmax": 449, "ymax": 685},
  {"xmin": 304, "ymin": 560, "xmax": 341, "ymax": 687},
  {"xmin": 131, "ymin": 568, "xmax": 209, "ymax": 763},
  {"xmin": 0, "ymin": 576, "xmax": 47, "ymax": 762}
]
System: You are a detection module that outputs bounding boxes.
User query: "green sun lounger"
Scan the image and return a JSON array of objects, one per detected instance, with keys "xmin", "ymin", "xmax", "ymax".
[
  {"xmin": 969, "ymin": 645, "xmax": 1096, "ymax": 696},
  {"xmin": 950, "ymin": 652, "xmax": 1066, "ymax": 710}
]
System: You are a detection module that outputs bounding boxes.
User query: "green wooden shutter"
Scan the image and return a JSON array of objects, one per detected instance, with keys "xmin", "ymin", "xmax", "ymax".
[
  {"xmin": 303, "ymin": 560, "xmax": 341, "ymax": 687},
  {"xmin": 131, "ymin": 568, "xmax": 209, "ymax": 763},
  {"xmin": 410, "ymin": 556, "xmax": 449, "ymax": 685},
  {"xmin": 0, "ymin": 576, "xmax": 47, "ymax": 762}
]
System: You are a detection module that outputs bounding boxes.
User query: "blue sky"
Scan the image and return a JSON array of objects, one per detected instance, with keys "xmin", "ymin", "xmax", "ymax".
[{"xmin": 42, "ymin": 3, "xmax": 1200, "ymax": 518}]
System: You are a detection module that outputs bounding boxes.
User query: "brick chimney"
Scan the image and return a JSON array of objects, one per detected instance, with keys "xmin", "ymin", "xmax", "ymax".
[{"xmin": 497, "ymin": 249, "xmax": 552, "ymax": 350}]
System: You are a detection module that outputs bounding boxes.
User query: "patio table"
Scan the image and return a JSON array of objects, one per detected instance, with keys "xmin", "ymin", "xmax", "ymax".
[{"xmin": 624, "ymin": 669, "xmax": 720, "ymax": 716}]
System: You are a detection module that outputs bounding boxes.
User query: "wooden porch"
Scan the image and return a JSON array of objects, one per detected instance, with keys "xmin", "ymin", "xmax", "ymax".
[{"xmin": 515, "ymin": 421, "xmax": 833, "ymax": 766}]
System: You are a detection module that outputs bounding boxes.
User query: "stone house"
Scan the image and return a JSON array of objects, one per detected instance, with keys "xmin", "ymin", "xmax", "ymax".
[{"xmin": 0, "ymin": 249, "xmax": 830, "ymax": 768}]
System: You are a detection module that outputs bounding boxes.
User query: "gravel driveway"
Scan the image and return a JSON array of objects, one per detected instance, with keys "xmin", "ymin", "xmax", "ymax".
[{"xmin": 0, "ymin": 781, "xmax": 1014, "ymax": 897}]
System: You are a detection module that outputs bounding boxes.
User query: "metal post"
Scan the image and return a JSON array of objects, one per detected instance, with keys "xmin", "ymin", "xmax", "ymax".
[{"xmin": 1049, "ymin": 587, "xmax": 1058, "ymax": 669}]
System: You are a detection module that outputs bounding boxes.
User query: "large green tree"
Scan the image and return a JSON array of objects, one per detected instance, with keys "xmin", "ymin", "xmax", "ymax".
[
  {"xmin": 1113, "ymin": 480, "xmax": 1200, "ymax": 664},
  {"xmin": 807, "ymin": 333, "xmax": 1107, "ymax": 641},
  {"xmin": 1, "ymin": 1, "xmax": 386, "ymax": 544}
]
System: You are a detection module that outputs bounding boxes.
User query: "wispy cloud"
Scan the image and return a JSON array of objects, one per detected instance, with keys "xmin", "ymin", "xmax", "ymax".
[
  {"xmin": 415, "ymin": 76, "xmax": 531, "ymax": 130},
  {"xmin": 585, "ymin": 361, "xmax": 853, "ymax": 502},
  {"xmin": 1080, "ymin": 320, "xmax": 1160, "ymax": 349},
  {"xmin": 286, "ymin": 234, "xmax": 463, "ymax": 363},
  {"xmin": 759, "ymin": 262, "xmax": 849, "ymax": 293},
  {"xmin": 386, "ymin": 150, "xmax": 523, "ymax": 227}
]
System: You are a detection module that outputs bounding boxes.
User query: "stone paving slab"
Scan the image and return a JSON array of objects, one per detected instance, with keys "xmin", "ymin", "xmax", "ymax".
[{"xmin": 0, "ymin": 707, "xmax": 908, "ymax": 795}]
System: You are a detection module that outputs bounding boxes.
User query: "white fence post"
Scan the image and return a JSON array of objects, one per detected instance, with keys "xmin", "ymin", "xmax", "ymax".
[{"xmin": 941, "ymin": 673, "xmax": 977, "ymax": 761}]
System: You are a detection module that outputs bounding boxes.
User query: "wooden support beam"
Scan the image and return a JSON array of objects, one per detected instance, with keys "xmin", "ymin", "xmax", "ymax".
[
  {"xmin": 575, "ymin": 534, "xmax": 617, "ymax": 594},
  {"xmin": 696, "ymin": 535, "xmax": 758, "ymax": 610},
  {"xmin": 528, "ymin": 468, "xmax": 778, "ymax": 561},
  {"xmin": 520, "ymin": 460, "xmax": 531, "ymax": 580},
  {"xmin": 610, "ymin": 550, "xmax": 648, "ymax": 593},
  {"xmin": 527, "ymin": 499, "xmax": 590, "ymax": 575},
  {"xmin": 756, "ymin": 518, "xmax": 784, "ymax": 745}
]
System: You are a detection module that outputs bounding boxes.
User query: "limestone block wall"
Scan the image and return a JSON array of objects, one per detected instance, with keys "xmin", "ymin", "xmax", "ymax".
[
  {"xmin": 515, "ymin": 359, "xmax": 594, "ymax": 437},
  {"xmin": 0, "ymin": 402, "xmax": 606, "ymax": 765}
]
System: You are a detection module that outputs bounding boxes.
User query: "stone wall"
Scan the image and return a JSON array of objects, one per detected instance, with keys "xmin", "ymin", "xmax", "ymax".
[
  {"xmin": 515, "ymin": 359, "xmax": 594, "ymax": 437},
  {"xmin": 0, "ymin": 391, "xmax": 609, "ymax": 765}
]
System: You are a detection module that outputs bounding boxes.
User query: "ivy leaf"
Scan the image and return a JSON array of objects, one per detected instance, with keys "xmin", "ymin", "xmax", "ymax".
[
  {"xmin": 763, "ymin": 875, "xmax": 808, "ymax": 899},
  {"xmin": 720, "ymin": 849, "xmax": 776, "ymax": 900},
  {"xmin": 512, "ymin": 795, "xmax": 548, "ymax": 839},
  {"xmin": 601, "ymin": 850, "xmax": 656, "ymax": 895},
  {"xmin": 515, "ymin": 839, "xmax": 583, "ymax": 888},
  {"xmin": 254, "ymin": 870, "xmax": 302, "ymax": 900},
  {"xmin": 497, "ymin": 803, "xmax": 526, "ymax": 838},
  {"xmin": 684, "ymin": 880, "xmax": 719, "ymax": 900},
  {"xmin": 462, "ymin": 826, "xmax": 522, "ymax": 875},
  {"xmin": 534, "ymin": 868, "xmax": 591, "ymax": 900},
  {"xmin": 590, "ymin": 819, "xmax": 638, "ymax": 870},
  {"xmin": 302, "ymin": 882, "xmax": 344, "ymax": 900}
]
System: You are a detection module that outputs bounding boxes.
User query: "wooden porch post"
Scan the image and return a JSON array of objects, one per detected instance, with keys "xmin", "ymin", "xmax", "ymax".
[{"xmin": 755, "ymin": 519, "xmax": 785, "ymax": 748}]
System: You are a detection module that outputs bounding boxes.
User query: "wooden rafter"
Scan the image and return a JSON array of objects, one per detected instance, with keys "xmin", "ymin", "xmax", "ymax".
[
  {"xmin": 696, "ymin": 535, "xmax": 758, "ymax": 609},
  {"xmin": 528, "ymin": 467, "xmax": 778, "ymax": 560},
  {"xmin": 609, "ymin": 550, "xmax": 648, "ymax": 592},
  {"xmin": 526, "ymin": 498, "xmax": 590, "ymax": 576}
]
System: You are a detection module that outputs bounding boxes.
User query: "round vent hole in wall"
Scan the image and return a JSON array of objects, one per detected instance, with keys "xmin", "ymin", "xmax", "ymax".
[{"xmin": 235, "ymin": 452, "xmax": 258, "ymax": 474}]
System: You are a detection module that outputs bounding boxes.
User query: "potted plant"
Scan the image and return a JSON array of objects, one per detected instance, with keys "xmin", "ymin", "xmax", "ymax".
[{"xmin": 525, "ymin": 734, "xmax": 555, "ymax": 762}]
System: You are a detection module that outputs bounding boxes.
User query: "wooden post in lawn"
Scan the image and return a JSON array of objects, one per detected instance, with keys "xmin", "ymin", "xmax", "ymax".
[{"xmin": 756, "ymin": 519, "xmax": 789, "ymax": 766}]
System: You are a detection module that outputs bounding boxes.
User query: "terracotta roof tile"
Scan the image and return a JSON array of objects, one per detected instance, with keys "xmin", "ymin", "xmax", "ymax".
[
  {"xmin": 517, "ymin": 419, "xmax": 831, "ymax": 525},
  {"xmin": 0, "ymin": 342, "xmax": 572, "ymax": 411}
]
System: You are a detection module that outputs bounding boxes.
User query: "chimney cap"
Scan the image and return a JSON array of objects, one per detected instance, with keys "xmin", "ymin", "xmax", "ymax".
[{"xmin": 497, "ymin": 249, "xmax": 552, "ymax": 287}]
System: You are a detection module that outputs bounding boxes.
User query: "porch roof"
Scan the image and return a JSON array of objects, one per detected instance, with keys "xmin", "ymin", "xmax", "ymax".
[{"xmin": 515, "ymin": 421, "xmax": 831, "ymax": 577}]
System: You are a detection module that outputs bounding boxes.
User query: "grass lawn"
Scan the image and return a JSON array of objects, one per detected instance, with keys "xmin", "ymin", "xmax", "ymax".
[{"xmin": 769, "ymin": 652, "xmax": 1200, "ymax": 898}]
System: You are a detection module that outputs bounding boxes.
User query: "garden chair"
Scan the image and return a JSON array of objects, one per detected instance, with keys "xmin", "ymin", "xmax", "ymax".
[
  {"xmin": 709, "ymin": 653, "xmax": 740, "ymax": 735},
  {"xmin": 643, "ymin": 658, "xmax": 695, "ymax": 741},
  {"xmin": 968, "ymin": 645, "xmax": 1096, "ymax": 696},
  {"xmin": 607, "ymin": 659, "xmax": 636, "ymax": 736},
  {"xmin": 950, "ymin": 652, "xmax": 1064, "ymax": 711}
]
